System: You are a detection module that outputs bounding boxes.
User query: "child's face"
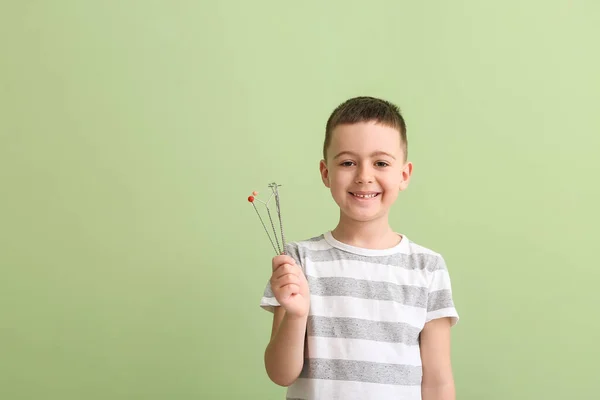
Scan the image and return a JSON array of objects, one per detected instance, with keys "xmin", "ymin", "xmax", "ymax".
[{"xmin": 320, "ymin": 121, "xmax": 412, "ymax": 224}]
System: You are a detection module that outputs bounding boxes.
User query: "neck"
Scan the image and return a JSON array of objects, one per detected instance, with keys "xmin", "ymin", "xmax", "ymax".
[{"xmin": 331, "ymin": 212, "xmax": 401, "ymax": 250}]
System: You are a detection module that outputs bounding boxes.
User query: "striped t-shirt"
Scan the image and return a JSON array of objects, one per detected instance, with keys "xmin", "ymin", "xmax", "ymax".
[{"xmin": 260, "ymin": 231, "xmax": 459, "ymax": 400}]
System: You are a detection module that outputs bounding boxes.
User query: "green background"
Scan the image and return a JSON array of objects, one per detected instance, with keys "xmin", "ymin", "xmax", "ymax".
[{"xmin": 1, "ymin": 1, "xmax": 599, "ymax": 399}]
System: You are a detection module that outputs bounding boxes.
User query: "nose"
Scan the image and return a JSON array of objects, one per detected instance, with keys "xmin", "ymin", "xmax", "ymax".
[{"xmin": 355, "ymin": 165, "xmax": 374, "ymax": 184}]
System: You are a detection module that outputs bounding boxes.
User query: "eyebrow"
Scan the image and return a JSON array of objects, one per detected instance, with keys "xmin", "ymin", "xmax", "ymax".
[{"xmin": 333, "ymin": 151, "xmax": 396, "ymax": 160}]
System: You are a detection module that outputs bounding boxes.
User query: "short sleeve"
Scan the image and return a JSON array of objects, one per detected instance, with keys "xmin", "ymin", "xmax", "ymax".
[
  {"xmin": 426, "ymin": 256, "xmax": 459, "ymax": 326},
  {"xmin": 259, "ymin": 242, "xmax": 302, "ymax": 313}
]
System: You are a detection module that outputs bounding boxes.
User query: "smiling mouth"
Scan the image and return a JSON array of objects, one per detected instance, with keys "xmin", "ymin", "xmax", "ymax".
[{"xmin": 349, "ymin": 192, "xmax": 380, "ymax": 199}]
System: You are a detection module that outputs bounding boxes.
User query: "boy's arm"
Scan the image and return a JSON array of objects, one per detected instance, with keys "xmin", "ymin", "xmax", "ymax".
[
  {"xmin": 264, "ymin": 305, "xmax": 307, "ymax": 387},
  {"xmin": 420, "ymin": 317, "xmax": 455, "ymax": 400}
]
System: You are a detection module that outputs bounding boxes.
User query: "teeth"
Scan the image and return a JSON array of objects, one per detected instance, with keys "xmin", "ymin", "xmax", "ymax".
[{"xmin": 353, "ymin": 193, "xmax": 377, "ymax": 198}]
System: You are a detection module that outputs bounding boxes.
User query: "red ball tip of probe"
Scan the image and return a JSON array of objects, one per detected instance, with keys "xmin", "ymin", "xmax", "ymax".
[{"xmin": 248, "ymin": 195, "xmax": 255, "ymax": 202}]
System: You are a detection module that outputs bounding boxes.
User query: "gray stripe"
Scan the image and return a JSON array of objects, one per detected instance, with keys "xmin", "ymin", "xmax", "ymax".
[
  {"xmin": 300, "ymin": 358, "xmax": 422, "ymax": 386},
  {"xmin": 308, "ymin": 316, "xmax": 421, "ymax": 345},
  {"xmin": 264, "ymin": 276, "xmax": 431, "ymax": 308},
  {"xmin": 427, "ymin": 289, "xmax": 454, "ymax": 312},
  {"xmin": 263, "ymin": 283, "xmax": 274, "ymax": 298},
  {"xmin": 263, "ymin": 276, "xmax": 426, "ymax": 308},
  {"xmin": 308, "ymin": 276, "xmax": 428, "ymax": 307},
  {"xmin": 296, "ymin": 246, "xmax": 444, "ymax": 272},
  {"xmin": 284, "ymin": 242, "xmax": 302, "ymax": 266}
]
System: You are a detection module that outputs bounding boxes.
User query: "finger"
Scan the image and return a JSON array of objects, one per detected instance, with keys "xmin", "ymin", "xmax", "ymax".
[
  {"xmin": 276, "ymin": 273, "xmax": 300, "ymax": 287},
  {"xmin": 273, "ymin": 264, "xmax": 300, "ymax": 279},
  {"xmin": 271, "ymin": 272, "xmax": 298, "ymax": 289},
  {"xmin": 272, "ymin": 255, "xmax": 296, "ymax": 271},
  {"xmin": 280, "ymin": 284, "xmax": 300, "ymax": 298}
]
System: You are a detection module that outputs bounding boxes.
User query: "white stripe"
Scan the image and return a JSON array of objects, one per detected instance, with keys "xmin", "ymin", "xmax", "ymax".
[
  {"xmin": 297, "ymin": 239, "xmax": 331, "ymax": 251},
  {"xmin": 307, "ymin": 336, "xmax": 422, "ymax": 366},
  {"xmin": 305, "ymin": 260, "xmax": 430, "ymax": 288},
  {"xmin": 428, "ymin": 269, "xmax": 452, "ymax": 291},
  {"xmin": 260, "ymin": 296, "xmax": 279, "ymax": 312},
  {"xmin": 297, "ymin": 236, "xmax": 442, "ymax": 256},
  {"xmin": 296, "ymin": 236, "xmax": 442, "ymax": 256},
  {"xmin": 426, "ymin": 308, "xmax": 459, "ymax": 325},
  {"xmin": 286, "ymin": 378, "xmax": 421, "ymax": 400},
  {"xmin": 310, "ymin": 295, "xmax": 426, "ymax": 326},
  {"xmin": 406, "ymin": 241, "xmax": 440, "ymax": 256}
]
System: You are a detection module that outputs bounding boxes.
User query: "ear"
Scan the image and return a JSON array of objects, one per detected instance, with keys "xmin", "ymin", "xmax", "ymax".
[
  {"xmin": 319, "ymin": 159, "xmax": 331, "ymax": 188},
  {"xmin": 399, "ymin": 161, "xmax": 413, "ymax": 191}
]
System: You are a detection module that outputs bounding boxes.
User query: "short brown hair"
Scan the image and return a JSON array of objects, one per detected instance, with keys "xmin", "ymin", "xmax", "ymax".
[{"xmin": 323, "ymin": 96, "xmax": 407, "ymax": 161}]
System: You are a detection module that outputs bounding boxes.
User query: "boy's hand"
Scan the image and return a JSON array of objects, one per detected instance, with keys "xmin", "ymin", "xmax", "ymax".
[{"xmin": 271, "ymin": 255, "xmax": 310, "ymax": 319}]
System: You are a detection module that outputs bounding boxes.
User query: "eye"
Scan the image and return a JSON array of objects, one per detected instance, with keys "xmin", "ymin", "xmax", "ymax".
[
  {"xmin": 340, "ymin": 161, "xmax": 355, "ymax": 167},
  {"xmin": 375, "ymin": 161, "xmax": 390, "ymax": 167}
]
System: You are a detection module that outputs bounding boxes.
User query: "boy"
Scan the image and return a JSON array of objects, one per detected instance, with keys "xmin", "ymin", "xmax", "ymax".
[{"xmin": 260, "ymin": 96, "xmax": 459, "ymax": 400}]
